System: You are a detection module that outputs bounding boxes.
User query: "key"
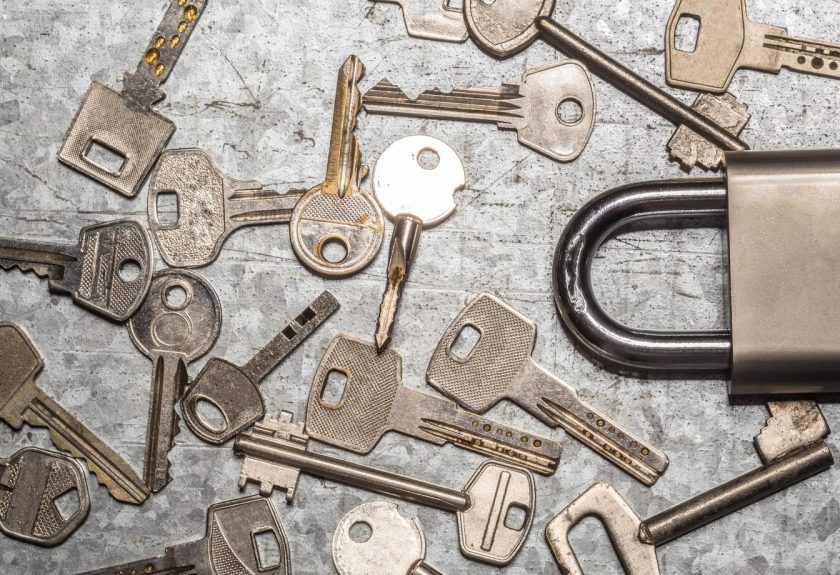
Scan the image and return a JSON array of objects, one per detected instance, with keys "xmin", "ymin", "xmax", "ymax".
[
  {"xmin": 0, "ymin": 219, "xmax": 153, "ymax": 322},
  {"xmin": 667, "ymin": 0, "xmax": 840, "ymax": 93},
  {"xmin": 0, "ymin": 322, "xmax": 148, "ymax": 505},
  {"xmin": 426, "ymin": 293, "xmax": 669, "ymax": 486},
  {"xmin": 181, "ymin": 291, "xmax": 340, "ymax": 445},
  {"xmin": 128, "ymin": 270, "xmax": 222, "ymax": 492},
  {"xmin": 545, "ymin": 402, "xmax": 833, "ymax": 575},
  {"xmin": 372, "ymin": 135, "xmax": 465, "ymax": 351},
  {"xmin": 76, "ymin": 495, "xmax": 291, "ymax": 575},
  {"xmin": 59, "ymin": 0, "xmax": 209, "ymax": 198},
  {"xmin": 234, "ymin": 412, "xmax": 535, "ymax": 566},
  {"xmin": 306, "ymin": 334, "xmax": 562, "ymax": 476},
  {"xmin": 363, "ymin": 60, "xmax": 596, "ymax": 163},
  {"xmin": 370, "ymin": 0, "xmax": 468, "ymax": 43},
  {"xmin": 0, "ymin": 447, "xmax": 90, "ymax": 547}
]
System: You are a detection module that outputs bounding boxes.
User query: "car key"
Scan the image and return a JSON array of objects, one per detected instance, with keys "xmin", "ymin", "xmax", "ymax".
[
  {"xmin": 235, "ymin": 412, "xmax": 534, "ymax": 566},
  {"xmin": 182, "ymin": 291, "xmax": 340, "ymax": 445},
  {"xmin": 128, "ymin": 270, "xmax": 221, "ymax": 492},
  {"xmin": 427, "ymin": 293, "xmax": 669, "ymax": 486},
  {"xmin": 306, "ymin": 334, "xmax": 562, "ymax": 476},
  {"xmin": 364, "ymin": 60, "xmax": 596, "ymax": 163},
  {"xmin": 76, "ymin": 495, "xmax": 291, "ymax": 575},
  {"xmin": 372, "ymin": 135, "xmax": 465, "ymax": 351},
  {"xmin": 59, "ymin": 0, "xmax": 209, "ymax": 198},
  {"xmin": 0, "ymin": 219, "xmax": 153, "ymax": 322},
  {"xmin": 370, "ymin": 0, "xmax": 469, "ymax": 43},
  {"xmin": 0, "ymin": 323, "xmax": 148, "ymax": 505}
]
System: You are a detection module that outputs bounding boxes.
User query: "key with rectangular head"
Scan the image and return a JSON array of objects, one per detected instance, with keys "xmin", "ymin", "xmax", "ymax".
[
  {"xmin": 370, "ymin": 0, "xmax": 469, "ymax": 43},
  {"xmin": 427, "ymin": 293, "xmax": 669, "ymax": 486}
]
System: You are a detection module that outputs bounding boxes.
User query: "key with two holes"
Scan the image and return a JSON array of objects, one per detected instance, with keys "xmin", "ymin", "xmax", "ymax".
[{"xmin": 427, "ymin": 293, "xmax": 669, "ymax": 486}]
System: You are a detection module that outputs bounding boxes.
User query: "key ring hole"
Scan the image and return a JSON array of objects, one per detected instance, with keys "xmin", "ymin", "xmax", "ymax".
[
  {"xmin": 417, "ymin": 147, "xmax": 440, "ymax": 170},
  {"xmin": 349, "ymin": 521, "xmax": 373, "ymax": 543},
  {"xmin": 556, "ymin": 98, "xmax": 584, "ymax": 126},
  {"xmin": 118, "ymin": 259, "xmax": 142, "ymax": 283},
  {"xmin": 191, "ymin": 397, "xmax": 228, "ymax": 434},
  {"xmin": 162, "ymin": 280, "xmax": 193, "ymax": 311},
  {"xmin": 317, "ymin": 235, "xmax": 350, "ymax": 264}
]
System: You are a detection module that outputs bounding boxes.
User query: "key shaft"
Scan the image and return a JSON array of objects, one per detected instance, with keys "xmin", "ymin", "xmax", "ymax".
[
  {"xmin": 323, "ymin": 56, "xmax": 366, "ymax": 199},
  {"xmin": 376, "ymin": 216, "xmax": 423, "ymax": 351}
]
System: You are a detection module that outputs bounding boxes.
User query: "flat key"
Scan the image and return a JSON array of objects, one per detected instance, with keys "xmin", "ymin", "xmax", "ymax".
[
  {"xmin": 59, "ymin": 0, "xmax": 209, "ymax": 198},
  {"xmin": 370, "ymin": 0, "xmax": 469, "ymax": 43},
  {"xmin": 0, "ymin": 323, "xmax": 148, "ymax": 505},
  {"xmin": 148, "ymin": 148, "xmax": 305, "ymax": 268},
  {"xmin": 181, "ymin": 291, "xmax": 340, "ymax": 445},
  {"xmin": 306, "ymin": 334, "xmax": 562, "ymax": 476},
  {"xmin": 128, "ymin": 270, "xmax": 222, "ymax": 492},
  {"xmin": 364, "ymin": 60, "xmax": 596, "ymax": 162},
  {"xmin": 426, "ymin": 293, "xmax": 669, "ymax": 486},
  {"xmin": 372, "ymin": 135, "xmax": 465, "ymax": 351},
  {"xmin": 0, "ymin": 219, "xmax": 153, "ymax": 322}
]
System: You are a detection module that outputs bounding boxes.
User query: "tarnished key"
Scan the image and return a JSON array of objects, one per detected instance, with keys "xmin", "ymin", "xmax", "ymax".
[
  {"xmin": 364, "ymin": 60, "xmax": 596, "ymax": 163},
  {"xmin": 370, "ymin": 0, "xmax": 469, "ymax": 43},
  {"xmin": 0, "ymin": 219, "xmax": 153, "ymax": 322},
  {"xmin": 128, "ymin": 270, "xmax": 221, "ymax": 492},
  {"xmin": 306, "ymin": 334, "xmax": 562, "ymax": 476},
  {"xmin": 0, "ymin": 323, "xmax": 148, "ymax": 505},
  {"xmin": 76, "ymin": 496, "xmax": 291, "ymax": 575},
  {"xmin": 182, "ymin": 291, "xmax": 339, "ymax": 445},
  {"xmin": 427, "ymin": 293, "xmax": 669, "ymax": 486},
  {"xmin": 59, "ymin": 0, "xmax": 209, "ymax": 198},
  {"xmin": 372, "ymin": 135, "xmax": 465, "ymax": 351}
]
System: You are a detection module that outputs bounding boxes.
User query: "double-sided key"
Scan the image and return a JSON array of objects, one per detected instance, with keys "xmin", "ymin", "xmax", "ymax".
[
  {"xmin": 306, "ymin": 334, "xmax": 562, "ymax": 476},
  {"xmin": 0, "ymin": 219, "xmax": 153, "ymax": 322},
  {"xmin": 370, "ymin": 0, "xmax": 469, "ymax": 43},
  {"xmin": 59, "ymin": 0, "xmax": 209, "ymax": 198},
  {"xmin": 364, "ymin": 60, "xmax": 596, "ymax": 163},
  {"xmin": 0, "ymin": 323, "xmax": 148, "ymax": 505},
  {"xmin": 128, "ymin": 270, "xmax": 222, "ymax": 492},
  {"xmin": 427, "ymin": 293, "xmax": 669, "ymax": 486}
]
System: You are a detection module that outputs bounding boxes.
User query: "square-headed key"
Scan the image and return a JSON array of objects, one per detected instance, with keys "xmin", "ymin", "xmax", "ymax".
[{"xmin": 58, "ymin": 1, "xmax": 209, "ymax": 198}]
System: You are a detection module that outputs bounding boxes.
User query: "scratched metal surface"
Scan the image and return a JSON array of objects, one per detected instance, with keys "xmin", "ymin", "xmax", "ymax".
[{"xmin": 0, "ymin": 0, "xmax": 838, "ymax": 573}]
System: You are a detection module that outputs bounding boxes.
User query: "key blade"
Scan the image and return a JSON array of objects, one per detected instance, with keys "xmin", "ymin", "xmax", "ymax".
[
  {"xmin": 464, "ymin": 0, "xmax": 555, "ymax": 58},
  {"xmin": 143, "ymin": 355, "xmax": 188, "ymax": 493},
  {"xmin": 0, "ymin": 237, "xmax": 77, "ymax": 282},
  {"xmin": 754, "ymin": 401, "xmax": 830, "ymax": 464},
  {"xmin": 770, "ymin": 35, "xmax": 840, "ymax": 79},
  {"xmin": 75, "ymin": 556, "xmax": 187, "ymax": 575},
  {"xmin": 668, "ymin": 93, "xmax": 751, "ymax": 171},
  {"xmin": 375, "ymin": 217, "xmax": 422, "ymax": 351},
  {"xmin": 323, "ymin": 55, "xmax": 366, "ymax": 199}
]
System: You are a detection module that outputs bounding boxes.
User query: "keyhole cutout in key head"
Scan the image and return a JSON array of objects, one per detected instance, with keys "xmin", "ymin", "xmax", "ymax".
[{"xmin": 464, "ymin": 0, "xmax": 555, "ymax": 58}]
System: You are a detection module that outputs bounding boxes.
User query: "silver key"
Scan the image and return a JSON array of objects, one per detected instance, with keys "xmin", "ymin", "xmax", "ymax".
[
  {"xmin": 371, "ymin": 0, "xmax": 468, "ymax": 43},
  {"xmin": 372, "ymin": 135, "xmax": 465, "ymax": 351},
  {"xmin": 364, "ymin": 60, "xmax": 596, "ymax": 163},
  {"xmin": 427, "ymin": 293, "xmax": 669, "ymax": 486},
  {"xmin": 59, "ymin": 0, "xmax": 208, "ymax": 198}
]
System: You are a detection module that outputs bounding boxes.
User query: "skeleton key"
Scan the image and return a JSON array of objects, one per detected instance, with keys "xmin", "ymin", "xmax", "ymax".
[
  {"xmin": 128, "ymin": 270, "xmax": 222, "ymax": 492},
  {"xmin": 148, "ymin": 148, "xmax": 305, "ymax": 268},
  {"xmin": 372, "ymin": 135, "xmax": 465, "ymax": 351},
  {"xmin": 370, "ymin": 0, "xmax": 469, "ymax": 43},
  {"xmin": 76, "ymin": 495, "xmax": 291, "ymax": 575},
  {"xmin": 306, "ymin": 334, "xmax": 562, "ymax": 476},
  {"xmin": 0, "ymin": 219, "xmax": 153, "ymax": 322},
  {"xmin": 59, "ymin": 0, "xmax": 209, "ymax": 198},
  {"xmin": 364, "ymin": 60, "xmax": 596, "ymax": 163},
  {"xmin": 667, "ymin": 0, "xmax": 840, "ymax": 93},
  {"xmin": 182, "ymin": 291, "xmax": 339, "ymax": 445},
  {"xmin": 0, "ymin": 323, "xmax": 148, "ymax": 505},
  {"xmin": 426, "ymin": 293, "xmax": 669, "ymax": 486}
]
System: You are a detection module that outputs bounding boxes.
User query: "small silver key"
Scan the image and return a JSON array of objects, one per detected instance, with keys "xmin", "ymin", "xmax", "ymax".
[
  {"xmin": 364, "ymin": 60, "xmax": 596, "ymax": 163},
  {"xmin": 59, "ymin": 0, "xmax": 208, "ymax": 198},
  {"xmin": 370, "ymin": 0, "xmax": 469, "ymax": 43},
  {"xmin": 372, "ymin": 135, "xmax": 465, "ymax": 351}
]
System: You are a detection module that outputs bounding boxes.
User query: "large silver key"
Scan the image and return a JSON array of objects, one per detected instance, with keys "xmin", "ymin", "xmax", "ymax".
[
  {"xmin": 545, "ymin": 402, "xmax": 833, "ymax": 575},
  {"xmin": 58, "ymin": 0, "xmax": 209, "ymax": 198},
  {"xmin": 427, "ymin": 293, "xmax": 669, "ymax": 486},
  {"xmin": 667, "ymin": 0, "xmax": 840, "ymax": 93},
  {"xmin": 364, "ymin": 61, "xmax": 596, "ymax": 163},
  {"xmin": 370, "ymin": 0, "xmax": 469, "ymax": 43},
  {"xmin": 128, "ymin": 270, "xmax": 222, "ymax": 492},
  {"xmin": 372, "ymin": 135, "xmax": 465, "ymax": 351},
  {"xmin": 235, "ymin": 412, "xmax": 534, "ymax": 566},
  {"xmin": 306, "ymin": 334, "xmax": 562, "ymax": 475},
  {"xmin": 0, "ymin": 323, "xmax": 148, "ymax": 505},
  {"xmin": 0, "ymin": 219, "xmax": 153, "ymax": 322}
]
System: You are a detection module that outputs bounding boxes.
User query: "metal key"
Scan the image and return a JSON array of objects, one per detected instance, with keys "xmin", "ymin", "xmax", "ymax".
[
  {"xmin": 372, "ymin": 135, "xmax": 465, "ymax": 351},
  {"xmin": 76, "ymin": 495, "xmax": 291, "ymax": 575},
  {"xmin": 545, "ymin": 402, "xmax": 833, "ymax": 575},
  {"xmin": 182, "ymin": 291, "xmax": 339, "ymax": 445},
  {"xmin": 0, "ymin": 219, "xmax": 153, "ymax": 322},
  {"xmin": 0, "ymin": 323, "xmax": 148, "ymax": 505},
  {"xmin": 128, "ymin": 270, "xmax": 222, "ymax": 492},
  {"xmin": 234, "ymin": 412, "xmax": 534, "ymax": 566},
  {"xmin": 667, "ymin": 0, "xmax": 840, "ymax": 93},
  {"xmin": 426, "ymin": 293, "xmax": 669, "ymax": 486},
  {"xmin": 370, "ymin": 0, "xmax": 469, "ymax": 43},
  {"xmin": 363, "ymin": 60, "xmax": 596, "ymax": 163},
  {"xmin": 58, "ymin": 0, "xmax": 209, "ymax": 198},
  {"xmin": 0, "ymin": 447, "xmax": 90, "ymax": 547}
]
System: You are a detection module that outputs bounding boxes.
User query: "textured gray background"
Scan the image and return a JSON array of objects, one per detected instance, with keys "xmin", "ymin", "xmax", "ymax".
[{"xmin": 1, "ymin": 0, "xmax": 839, "ymax": 573}]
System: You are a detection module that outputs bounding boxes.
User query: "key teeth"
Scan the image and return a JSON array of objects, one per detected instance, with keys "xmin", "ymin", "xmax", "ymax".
[
  {"xmin": 754, "ymin": 401, "xmax": 830, "ymax": 463},
  {"xmin": 0, "ymin": 259, "xmax": 54, "ymax": 280}
]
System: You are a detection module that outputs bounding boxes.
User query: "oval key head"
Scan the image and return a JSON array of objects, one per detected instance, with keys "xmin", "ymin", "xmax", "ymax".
[{"xmin": 464, "ymin": 0, "xmax": 555, "ymax": 58}]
